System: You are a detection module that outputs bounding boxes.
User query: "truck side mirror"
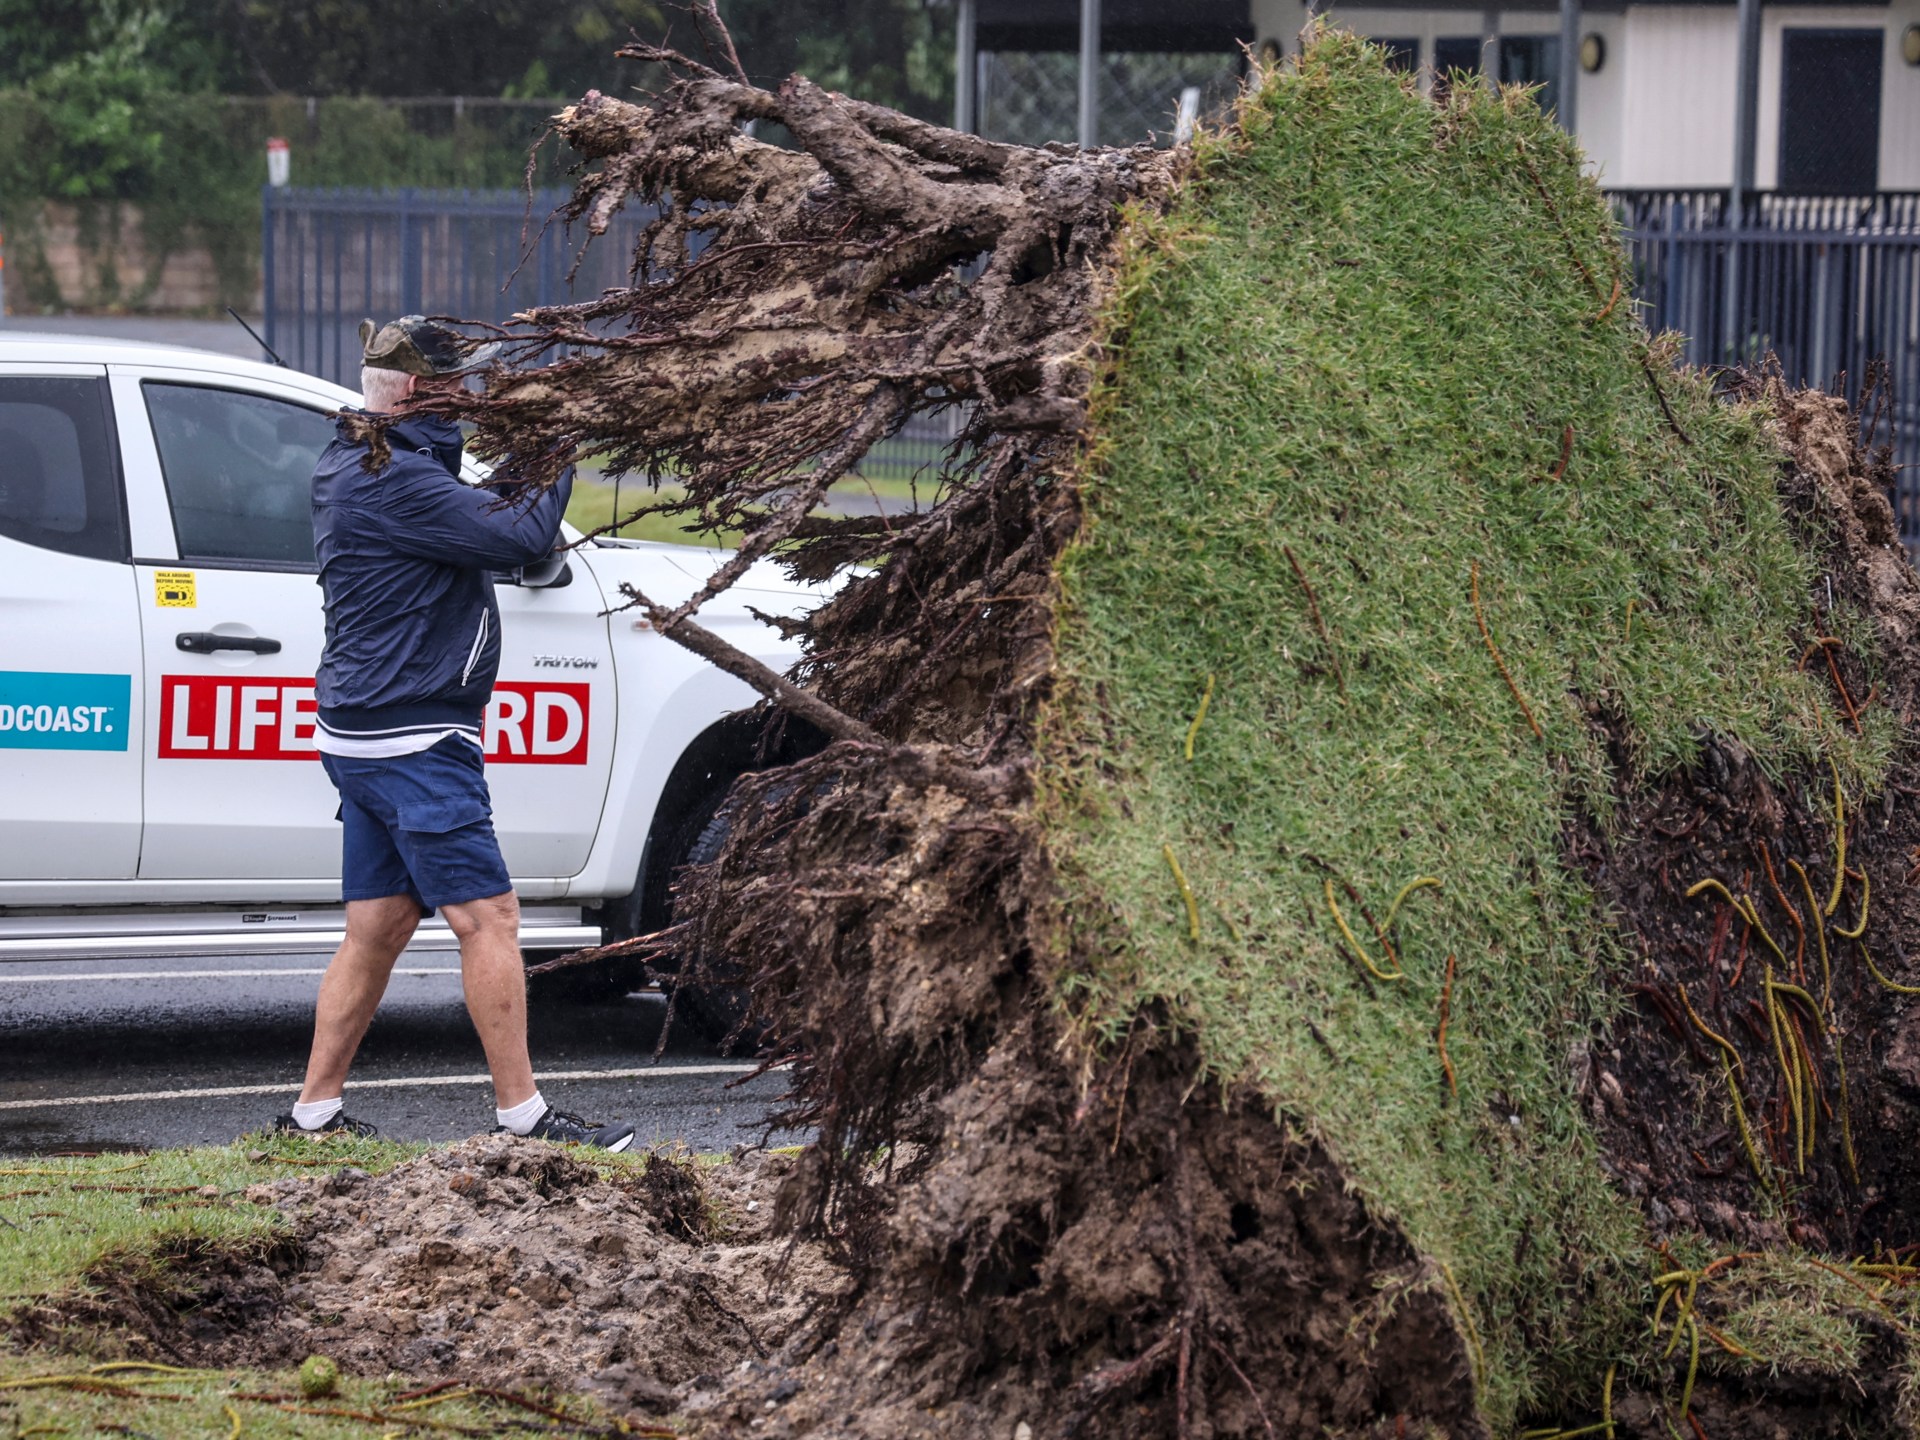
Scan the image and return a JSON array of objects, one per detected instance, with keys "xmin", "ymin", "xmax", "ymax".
[{"xmin": 502, "ymin": 553, "xmax": 573, "ymax": 589}]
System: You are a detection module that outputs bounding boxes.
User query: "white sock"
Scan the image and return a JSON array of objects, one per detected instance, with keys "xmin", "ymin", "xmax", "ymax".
[
  {"xmin": 290, "ymin": 1096, "xmax": 344, "ymax": 1131},
  {"xmin": 496, "ymin": 1092, "xmax": 547, "ymax": 1135}
]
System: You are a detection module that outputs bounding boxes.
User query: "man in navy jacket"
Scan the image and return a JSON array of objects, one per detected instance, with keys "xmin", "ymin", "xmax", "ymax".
[{"xmin": 277, "ymin": 315, "xmax": 633, "ymax": 1151}]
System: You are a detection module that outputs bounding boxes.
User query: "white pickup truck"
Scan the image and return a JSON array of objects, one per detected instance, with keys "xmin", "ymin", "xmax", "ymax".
[{"xmin": 0, "ymin": 334, "xmax": 821, "ymax": 1017}]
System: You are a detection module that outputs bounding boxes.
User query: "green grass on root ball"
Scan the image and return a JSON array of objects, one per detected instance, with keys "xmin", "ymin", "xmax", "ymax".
[{"xmin": 1039, "ymin": 32, "xmax": 1892, "ymax": 1425}]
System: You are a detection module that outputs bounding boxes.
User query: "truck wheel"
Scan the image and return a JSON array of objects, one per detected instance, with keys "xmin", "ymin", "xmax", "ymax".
[
  {"xmin": 659, "ymin": 804, "xmax": 758, "ymax": 1050},
  {"xmin": 596, "ymin": 712, "xmax": 827, "ymax": 1038}
]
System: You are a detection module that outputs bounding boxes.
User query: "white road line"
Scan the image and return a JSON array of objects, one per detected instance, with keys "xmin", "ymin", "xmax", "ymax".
[
  {"xmin": 0, "ymin": 968, "xmax": 463, "ymax": 984},
  {"xmin": 0, "ymin": 1064, "xmax": 770, "ymax": 1112}
]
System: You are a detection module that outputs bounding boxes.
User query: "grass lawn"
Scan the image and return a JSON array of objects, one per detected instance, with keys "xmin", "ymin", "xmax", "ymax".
[
  {"xmin": 0, "ymin": 1353, "xmax": 641, "ymax": 1440},
  {"xmin": 565, "ymin": 470, "xmax": 934, "ymax": 548},
  {"xmin": 0, "ymin": 1133, "xmax": 414, "ymax": 1313}
]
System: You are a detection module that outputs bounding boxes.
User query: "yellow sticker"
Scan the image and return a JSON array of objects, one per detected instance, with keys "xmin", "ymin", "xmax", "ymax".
[{"xmin": 154, "ymin": 570, "xmax": 196, "ymax": 608}]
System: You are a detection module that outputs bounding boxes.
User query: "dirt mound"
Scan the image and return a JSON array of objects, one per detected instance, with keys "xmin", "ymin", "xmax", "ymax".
[{"xmin": 17, "ymin": 1138, "xmax": 843, "ymax": 1421}]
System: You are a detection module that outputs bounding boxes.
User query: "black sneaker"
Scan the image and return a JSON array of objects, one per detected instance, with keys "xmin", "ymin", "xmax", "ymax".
[
  {"xmin": 271, "ymin": 1112, "xmax": 379, "ymax": 1138},
  {"xmin": 500, "ymin": 1107, "xmax": 635, "ymax": 1153}
]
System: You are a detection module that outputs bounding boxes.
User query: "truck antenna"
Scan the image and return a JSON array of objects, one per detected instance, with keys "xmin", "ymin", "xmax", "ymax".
[{"xmin": 227, "ymin": 307, "xmax": 287, "ymax": 368}]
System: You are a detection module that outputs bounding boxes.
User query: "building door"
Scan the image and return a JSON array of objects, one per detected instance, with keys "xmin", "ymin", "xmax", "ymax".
[{"xmin": 1779, "ymin": 29, "xmax": 1883, "ymax": 195}]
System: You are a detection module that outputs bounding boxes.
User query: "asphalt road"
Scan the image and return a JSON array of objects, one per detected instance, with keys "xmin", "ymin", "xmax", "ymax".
[{"xmin": 0, "ymin": 953, "xmax": 797, "ymax": 1156}]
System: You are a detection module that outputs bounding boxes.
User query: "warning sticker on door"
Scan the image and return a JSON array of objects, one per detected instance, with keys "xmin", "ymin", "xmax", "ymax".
[{"xmin": 154, "ymin": 571, "xmax": 196, "ymax": 608}]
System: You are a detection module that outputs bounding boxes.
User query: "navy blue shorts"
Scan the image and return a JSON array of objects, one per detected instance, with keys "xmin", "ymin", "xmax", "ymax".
[{"xmin": 321, "ymin": 737, "xmax": 512, "ymax": 913}]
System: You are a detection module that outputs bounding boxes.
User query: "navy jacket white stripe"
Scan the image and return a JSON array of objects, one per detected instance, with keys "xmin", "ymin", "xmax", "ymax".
[{"xmin": 310, "ymin": 413, "xmax": 572, "ymax": 734}]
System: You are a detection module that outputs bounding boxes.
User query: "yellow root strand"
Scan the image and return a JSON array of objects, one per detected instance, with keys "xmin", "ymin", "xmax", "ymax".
[
  {"xmin": 0, "ymin": 1159, "xmax": 148, "ymax": 1177},
  {"xmin": 1764, "ymin": 969, "xmax": 1804, "ymax": 1172},
  {"xmin": 1767, "ymin": 975, "xmax": 1823, "ymax": 1017},
  {"xmin": 1787, "ymin": 1013, "xmax": 1818, "ymax": 1166},
  {"xmin": 1624, "ymin": 598, "xmax": 1638, "ymax": 641},
  {"xmin": 1163, "ymin": 845, "xmax": 1201, "ymax": 942},
  {"xmin": 88, "ymin": 1363, "xmax": 202, "ymax": 1376},
  {"xmin": 225, "ymin": 1402, "xmax": 244, "ymax": 1440},
  {"xmin": 1859, "ymin": 939, "xmax": 1920, "ymax": 995},
  {"xmin": 1835, "ymin": 866, "xmax": 1870, "ymax": 941},
  {"xmin": 1603, "ymin": 1361, "xmax": 1617, "ymax": 1440},
  {"xmin": 1722, "ymin": 1054, "xmax": 1773, "ymax": 1192},
  {"xmin": 1661, "ymin": 1273, "xmax": 1700, "ymax": 1358},
  {"xmin": 1786, "ymin": 858, "xmax": 1832, "ymax": 1004},
  {"xmin": 1677, "ymin": 983, "xmax": 1770, "ymax": 1187},
  {"xmin": 1686, "ymin": 877, "xmax": 1738, "ymax": 907},
  {"xmin": 1651, "ymin": 1280, "xmax": 1680, "ymax": 1338},
  {"xmin": 1827, "ymin": 756, "xmax": 1847, "ymax": 916},
  {"xmin": 1438, "ymin": 1259, "xmax": 1486, "ymax": 1390},
  {"xmin": 1325, "ymin": 879, "xmax": 1404, "ymax": 981},
  {"xmin": 1835, "ymin": 1031, "xmax": 1862, "ymax": 1184},
  {"xmin": 1680, "ymin": 1313, "xmax": 1701, "ymax": 1423},
  {"xmin": 1182, "ymin": 673, "xmax": 1215, "ymax": 762},
  {"xmin": 1677, "ymin": 982, "xmax": 1743, "ymax": 1076},
  {"xmin": 1382, "ymin": 875, "xmax": 1443, "ymax": 932},
  {"xmin": 1768, "ymin": 983, "xmax": 1818, "ymax": 1170},
  {"xmin": 389, "ymin": 1390, "xmax": 473, "ymax": 1413},
  {"xmin": 1737, "ymin": 897, "xmax": 1789, "ymax": 968}
]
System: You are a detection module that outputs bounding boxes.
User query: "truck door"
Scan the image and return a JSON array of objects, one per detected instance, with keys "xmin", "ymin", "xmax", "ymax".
[
  {"xmin": 0, "ymin": 368, "xmax": 144, "ymax": 882},
  {"xmin": 485, "ymin": 560, "xmax": 618, "ymax": 877},
  {"xmin": 118, "ymin": 370, "xmax": 343, "ymax": 879},
  {"xmin": 120, "ymin": 368, "xmax": 615, "ymax": 884}
]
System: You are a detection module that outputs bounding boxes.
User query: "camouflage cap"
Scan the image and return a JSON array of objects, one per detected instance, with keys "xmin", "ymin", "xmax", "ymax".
[{"xmin": 357, "ymin": 315, "xmax": 502, "ymax": 377}]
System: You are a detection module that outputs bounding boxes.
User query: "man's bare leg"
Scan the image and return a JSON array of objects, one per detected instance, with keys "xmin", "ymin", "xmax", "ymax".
[
  {"xmin": 441, "ymin": 891, "xmax": 537, "ymax": 1111},
  {"xmin": 298, "ymin": 894, "xmax": 422, "ymax": 1104}
]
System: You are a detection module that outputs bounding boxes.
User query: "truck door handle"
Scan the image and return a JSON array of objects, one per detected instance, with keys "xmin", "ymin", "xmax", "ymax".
[{"xmin": 176, "ymin": 631, "xmax": 282, "ymax": 655}]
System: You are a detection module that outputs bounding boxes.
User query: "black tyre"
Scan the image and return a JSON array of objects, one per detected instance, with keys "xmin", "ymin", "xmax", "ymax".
[
  {"xmin": 595, "ymin": 711, "xmax": 827, "ymax": 1043},
  {"xmin": 661, "ymin": 805, "xmax": 757, "ymax": 1049}
]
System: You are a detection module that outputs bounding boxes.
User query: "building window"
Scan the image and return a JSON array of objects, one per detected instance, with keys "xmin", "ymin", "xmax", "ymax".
[
  {"xmin": 1499, "ymin": 36, "xmax": 1562, "ymax": 120},
  {"xmin": 1779, "ymin": 29, "xmax": 1883, "ymax": 195},
  {"xmin": 1376, "ymin": 38, "xmax": 1419, "ymax": 73},
  {"xmin": 1433, "ymin": 36, "xmax": 1482, "ymax": 78}
]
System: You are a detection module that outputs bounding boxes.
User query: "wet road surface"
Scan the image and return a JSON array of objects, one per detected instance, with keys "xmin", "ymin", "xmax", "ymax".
[{"xmin": 0, "ymin": 954, "xmax": 794, "ymax": 1156}]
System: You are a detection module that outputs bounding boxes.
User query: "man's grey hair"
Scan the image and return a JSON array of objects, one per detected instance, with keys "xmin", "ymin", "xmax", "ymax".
[{"xmin": 359, "ymin": 365, "xmax": 414, "ymax": 414}]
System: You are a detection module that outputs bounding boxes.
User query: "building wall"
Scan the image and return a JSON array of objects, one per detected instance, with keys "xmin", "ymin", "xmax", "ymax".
[{"xmin": 1250, "ymin": 0, "xmax": 1920, "ymax": 189}]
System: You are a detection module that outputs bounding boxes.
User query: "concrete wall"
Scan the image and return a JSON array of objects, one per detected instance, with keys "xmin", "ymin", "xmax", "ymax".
[
  {"xmin": 1251, "ymin": 0, "xmax": 1920, "ymax": 190},
  {"xmin": 3, "ymin": 202, "xmax": 259, "ymax": 316}
]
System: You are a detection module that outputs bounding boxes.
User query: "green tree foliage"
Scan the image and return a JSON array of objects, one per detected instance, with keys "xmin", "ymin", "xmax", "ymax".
[
  {"xmin": 223, "ymin": 0, "xmax": 667, "ymax": 100},
  {"xmin": 0, "ymin": 0, "xmax": 953, "ymax": 115},
  {"xmin": 722, "ymin": 0, "xmax": 954, "ymax": 121}
]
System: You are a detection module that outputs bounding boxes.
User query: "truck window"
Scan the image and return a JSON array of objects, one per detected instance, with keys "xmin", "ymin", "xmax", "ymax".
[
  {"xmin": 143, "ymin": 382, "xmax": 337, "ymax": 568},
  {"xmin": 0, "ymin": 376, "xmax": 125, "ymax": 562}
]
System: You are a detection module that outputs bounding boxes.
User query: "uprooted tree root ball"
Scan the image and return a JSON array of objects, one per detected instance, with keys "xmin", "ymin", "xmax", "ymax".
[{"xmin": 18, "ymin": 22, "xmax": 1920, "ymax": 1439}]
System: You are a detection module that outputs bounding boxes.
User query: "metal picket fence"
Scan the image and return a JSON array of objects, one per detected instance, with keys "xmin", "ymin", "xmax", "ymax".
[
  {"xmin": 264, "ymin": 185, "xmax": 1917, "ymax": 527},
  {"xmin": 1611, "ymin": 189, "xmax": 1920, "ymax": 530},
  {"xmin": 260, "ymin": 185, "xmax": 959, "ymax": 479}
]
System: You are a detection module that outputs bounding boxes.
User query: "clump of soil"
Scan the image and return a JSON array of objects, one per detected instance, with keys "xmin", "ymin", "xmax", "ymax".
[{"xmin": 17, "ymin": 1137, "xmax": 843, "ymax": 1422}]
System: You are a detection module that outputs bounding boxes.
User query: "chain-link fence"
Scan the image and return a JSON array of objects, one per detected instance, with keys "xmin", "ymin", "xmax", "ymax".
[{"xmin": 978, "ymin": 51, "xmax": 1243, "ymax": 149}]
